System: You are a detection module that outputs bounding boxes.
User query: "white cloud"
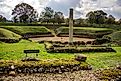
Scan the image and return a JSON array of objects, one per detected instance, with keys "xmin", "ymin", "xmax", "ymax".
[
  {"xmin": 0, "ymin": 0, "xmax": 49, "ymax": 20},
  {"xmin": 75, "ymin": 0, "xmax": 121, "ymax": 19},
  {"xmin": 0, "ymin": 0, "xmax": 121, "ymax": 20}
]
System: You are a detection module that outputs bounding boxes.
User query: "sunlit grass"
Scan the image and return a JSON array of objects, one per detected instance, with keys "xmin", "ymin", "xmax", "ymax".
[{"xmin": 0, "ymin": 40, "xmax": 121, "ymax": 69}]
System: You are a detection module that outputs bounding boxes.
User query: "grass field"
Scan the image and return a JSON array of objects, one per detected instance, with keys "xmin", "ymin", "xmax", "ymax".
[{"xmin": 0, "ymin": 40, "xmax": 121, "ymax": 69}]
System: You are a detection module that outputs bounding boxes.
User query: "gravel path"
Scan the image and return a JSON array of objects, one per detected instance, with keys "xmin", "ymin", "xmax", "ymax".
[
  {"xmin": 30, "ymin": 37, "xmax": 95, "ymax": 42},
  {"xmin": 0, "ymin": 71, "xmax": 99, "ymax": 81}
]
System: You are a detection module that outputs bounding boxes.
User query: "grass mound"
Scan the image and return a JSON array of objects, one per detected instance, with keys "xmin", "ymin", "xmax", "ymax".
[
  {"xmin": 0, "ymin": 26, "xmax": 54, "ymax": 38},
  {"xmin": 0, "ymin": 28, "xmax": 21, "ymax": 39},
  {"xmin": 104, "ymin": 31, "xmax": 121, "ymax": 46},
  {"xmin": 107, "ymin": 31, "xmax": 121, "ymax": 41},
  {"xmin": 56, "ymin": 27, "xmax": 113, "ymax": 38}
]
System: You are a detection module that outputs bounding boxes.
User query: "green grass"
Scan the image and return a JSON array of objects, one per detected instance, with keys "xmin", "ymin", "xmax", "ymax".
[
  {"xmin": 106, "ymin": 31, "xmax": 121, "ymax": 41},
  {"xmin": 56, "ymin": 27, "xmax": 113, "ymax": 37},
  {"xmin": 0, "ymin": 40, "xmax": 74, "ymax": 60},
  {"xmin": 0, "ymin": 28, "xmax": 21, "ymax": 39},
  {"xmin": 85, "ymin": 47, "xmax": 121, "ymax": 69},
  {"xmin": 71, "ymin": 27, "xmax": 112, "ymax": 31},
  {"xmin": 0, "ymin": 26, "xmax": 52, "ymax": 35},
  {"xmin": 0, "ymin": 40, "xmax": 121, "ymax": 69}
]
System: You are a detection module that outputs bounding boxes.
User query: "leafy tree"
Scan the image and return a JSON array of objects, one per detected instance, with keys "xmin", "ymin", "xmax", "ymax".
[
  {"xmin": 40, "ymin": 7, "xmax": 54, "ymax": 23},
  {"xmin": 118, "ymin": 19, "xmax": 121, "ymax": 24},
  {"xmin": 54, "ymin": 12, "xmax": 64, "ymax": 24},
  {"xmin": 86, "ymin": 10, "xmax": 107, "ymax": 24},
  {"xmin": 0, "ymin": 15, "xmax": 6, "ymax": 22},
  {"xmin": 106, "ymin": 15, "xmax": 115, "ymax": 24},
  {"xmin": 65, "ymin": 18, "xmax": 69, "ymax": 25},
  {"xmin": 12, "ymin": 3, "xmax": 38, "ymax": 23},
  {"xmin": 74, "ymin": 18, "xmax": 85, "ymax": 25},
  {"xmin": 86, "ymin": 11, "xmax": 96, "ymax": 24}
]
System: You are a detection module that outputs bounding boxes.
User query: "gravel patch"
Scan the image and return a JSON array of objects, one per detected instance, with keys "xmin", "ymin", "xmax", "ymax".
[{"xmin": 0, "ymin": 71, "xmax": 99, "ymax": 81}]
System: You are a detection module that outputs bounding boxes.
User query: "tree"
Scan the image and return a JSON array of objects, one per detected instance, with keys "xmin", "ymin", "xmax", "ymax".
[
  {"xmin": 74, "ymin": 18, "xmax": 86, "ymax": 25},
  {"xmin": 0, "ymin": 15, "xmax": 6, "ymax": 22},
  {"xmin": 117, "ymin": 18, "xmax": 121, "ymax": 25},
  {"xmin": 12, "ymin": 3, "xmax": 38, "ymax": 23},
  {"xmin": 65, "ymin": 18, "xmax": 69, "ymax": 25},
  {"xmin": 106, "ymin": 15, "xmax": 115, "ymax": 24},
  {"xmin": 86, "ymin": 10, "xmax": 107, "ymax": 24},
  {"xmin": 40, "ymin": 7, "xmax": 54, "ymax": 23},
  {"xmin": 54, "ymin": 12, "xmax": 64, "ymax": 24},
  {"xmin": 86, "ymin": 11, "xmax": 96, "ymax": 24}
]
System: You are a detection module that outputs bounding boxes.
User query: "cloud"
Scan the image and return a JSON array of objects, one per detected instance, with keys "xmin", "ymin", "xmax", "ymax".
[
  {"xmin": 0, "ymin": 0, "xmax": 49, "ymax": 20},
  {"xmin": 75, "ymin": 0, "xmax": 121, "ymax": 19},
  {"xmin": 0, "ymin": 0, "xmax": 121, "ymax": 20},
  {"xmin": 47, "ymin": 0, "xmax": 79, "ymax": 18}
]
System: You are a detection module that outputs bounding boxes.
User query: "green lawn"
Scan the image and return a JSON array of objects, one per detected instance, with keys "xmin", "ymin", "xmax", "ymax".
[
  {"xmin": 0, "ymin": 40, "xmax": 121, "ymax": 69},
  {"xmin": 0, "ymin": 40, "xmax": 74, "ymax": 60},
  {"xmin": 85, "ymin": 47, "xmax": 121, "ymax": 69}
]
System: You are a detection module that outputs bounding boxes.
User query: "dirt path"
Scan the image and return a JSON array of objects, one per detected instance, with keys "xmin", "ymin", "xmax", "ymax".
[
  {"xmin": 0, "ymin": 71, "xmax": 99, "ymax": 81},
  {"xmin": 30, "ymin": 37, "xmax": 95, "ymax": 42}
]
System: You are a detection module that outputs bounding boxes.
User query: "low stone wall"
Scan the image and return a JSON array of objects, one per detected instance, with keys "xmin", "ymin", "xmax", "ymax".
[
  {"xmin": 0, "ymin": 59, "xmax": 92, "ymax": 75},
  {"xmin": 0, "ymin": 38, "xmax": 21, "ymax": 43},
  {"xmin": 0, "ymin": 63, "xmax": 92, "ymax": 75}
]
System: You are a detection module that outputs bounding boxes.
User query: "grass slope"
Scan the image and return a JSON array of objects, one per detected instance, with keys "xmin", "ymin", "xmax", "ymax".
[
  {"xmin": 107, "ymin": 31, "xmax": 121, "ymax": 41},
  {"xmin": 0, "ymin": 40, "xmax": 121, "ymax": 69},
  {"xmin": 0, "ymin": 28, "xmax": 21, "ymax": 39},
  {"xmin": 0, "ymin": 26, "xmax": 52, "ymax": 36}
]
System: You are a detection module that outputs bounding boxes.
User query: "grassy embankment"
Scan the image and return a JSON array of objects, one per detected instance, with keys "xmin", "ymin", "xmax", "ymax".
[
  {"xmin": 0, "ymin": 28, "xmax": 21, "ymax": 39},
  {"xmin": 0, "ymin": 26, "xmax": 53, "ymax": 36},
  {"xmin": 56, "ymin": 27, "xmax": 113, "ymax": 38}
]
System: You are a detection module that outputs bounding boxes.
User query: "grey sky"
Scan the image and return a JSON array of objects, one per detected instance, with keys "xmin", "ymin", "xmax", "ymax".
[{"xmin": 0, "ymin": 0, "xmax": 121, "ymax": 20}]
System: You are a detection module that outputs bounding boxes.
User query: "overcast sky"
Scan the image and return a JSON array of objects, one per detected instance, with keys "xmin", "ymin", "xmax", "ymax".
[{"xmin": 0, "ymin": 0, "xmax": 121, "ymax": 20}]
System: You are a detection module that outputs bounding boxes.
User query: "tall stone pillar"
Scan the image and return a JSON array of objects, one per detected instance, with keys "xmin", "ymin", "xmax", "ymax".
[{"xmin": 69, "ymin": 8, "xmax": 73, "ymax": 44}]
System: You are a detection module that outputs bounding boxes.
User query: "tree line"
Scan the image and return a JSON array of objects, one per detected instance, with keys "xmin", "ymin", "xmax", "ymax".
[{"xmin": 0, "ymin": 3, "xmax": 121, "ymax": 25}]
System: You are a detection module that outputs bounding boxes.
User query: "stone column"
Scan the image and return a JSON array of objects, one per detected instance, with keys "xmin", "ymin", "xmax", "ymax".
[{"xmin": 69, "ymin": 8, "xmax": 73, "ymax": 44}]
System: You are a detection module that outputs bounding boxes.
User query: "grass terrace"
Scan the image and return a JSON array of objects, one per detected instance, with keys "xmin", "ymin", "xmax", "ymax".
[
  {"xmin": 56, "ymin": 27, "xmax": 113, "ymax": 38},
  {"xmin": 0, "ymin": 28, "xmax": 21, "ymax": 39},
  {"xmin": 0, "ymin": 26, "xmax": 54, "ymax": 37},
  {"xmin": 0, "ymin": 28, "xmax": 21, "ymax": 43}
]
